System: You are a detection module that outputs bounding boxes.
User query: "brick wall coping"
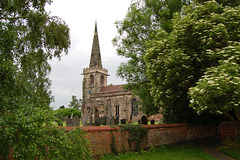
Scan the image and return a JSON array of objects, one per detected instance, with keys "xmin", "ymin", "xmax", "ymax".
[{"xmin": 63, "ymin": 123, "xmax": 192, "ymax": 132}]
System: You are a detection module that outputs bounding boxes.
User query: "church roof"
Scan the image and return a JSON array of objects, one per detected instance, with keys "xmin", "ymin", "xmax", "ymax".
[
  {"xmin": 89, "ymin": 21, "xmax": 102, "ymax": 68},
  {"xmin": 100, "ymin": 84, "xmax": 126, "ymax": 93}
]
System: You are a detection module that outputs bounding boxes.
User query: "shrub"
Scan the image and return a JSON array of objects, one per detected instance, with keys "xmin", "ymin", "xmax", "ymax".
[
  {"xmin": 54, "ymin": 108, "xmax": 81, "ymax": 119},
  {"xmin": 119, "ymin": 124, "xmax": 148, "ymax": 152},
  {"xmin": 0, "ymin": 107, "xmax": 91, "ymax": 159}
]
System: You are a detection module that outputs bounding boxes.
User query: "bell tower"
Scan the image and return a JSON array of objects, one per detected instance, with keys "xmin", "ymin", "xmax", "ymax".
[{"xmin": 82, "ymin": 21, "xmax": 109, "ymax": 112}]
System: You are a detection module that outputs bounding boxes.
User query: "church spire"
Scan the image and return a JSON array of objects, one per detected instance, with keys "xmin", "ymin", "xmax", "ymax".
[{"xmin": 89, "ymin": 21, "xmax": 102, "ymax": 68}]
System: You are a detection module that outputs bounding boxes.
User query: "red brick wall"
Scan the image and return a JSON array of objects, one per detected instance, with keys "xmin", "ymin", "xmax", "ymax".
[
  {"xmin": 66, "ymin": 123, "xmax": 217, "ymax": 155},
  {"xmin": 2, "ymin": 124, "xmax": 217, "ymax": 159}
]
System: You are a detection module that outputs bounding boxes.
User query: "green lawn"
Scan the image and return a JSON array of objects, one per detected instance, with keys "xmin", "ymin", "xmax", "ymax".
[{"xmin": 100, "ymin": 144, "xmax": 217, "ymax": 160}]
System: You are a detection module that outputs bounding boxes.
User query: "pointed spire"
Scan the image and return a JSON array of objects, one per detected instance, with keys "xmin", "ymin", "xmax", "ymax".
[{"xmin": 89, "ymin": 21, "xmax": 102, "ymax": 68}]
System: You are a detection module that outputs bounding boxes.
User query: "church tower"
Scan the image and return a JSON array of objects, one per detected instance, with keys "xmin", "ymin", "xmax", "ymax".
[{"xmin": 82, "ymin": 22, "xmax": 109, "ymax": 112}]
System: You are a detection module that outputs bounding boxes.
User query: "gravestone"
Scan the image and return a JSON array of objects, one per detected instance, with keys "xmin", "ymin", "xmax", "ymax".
[
  {"xmin": 128, "ymin": 120, "xmax": 132, "ymax": 124},
  {"xmin": 138, "ymin": 119, "xmax": 141, "ymax": 124},
  {"xmin": 65, "ymin": 116, "xmax": 74, "ymax": 127},
  {"xmin": 64, "ymin": 115, "xmax": 69, "ymax": 121},
  {"xmin": 74, "ymin": 116, "xmax": 80, "ymax": 126},
  {"xmin": 141, "ymin": 115, "xmax": 148, "ymax": 125},
  {"xmin": 150, "ymin": 119, "xmax": 155, "ymax": 125},
  {"xmin": 90, "ymin": 115, "xmax": 93, "ymax": 125},
  {"xmin": 106, "ymin": 117, "xmax": 111, "ymax": 125},
  {"xmin": 81, "ymin": 115, "xmax": 88, "ymax": 126},
  {"xmin": 95, "ymin": 117, "xmax": 101, "ymax": 126},
  {"xmin": 120, "ymin": 119, "xmax": 126, "ymax": 124},
  {"xmin": 110, "ymin": 118, "xmax": 115, "ymax": 125},
  {"xmin": 102, "ymin": 116, "xmax": 107, "ymax": 125},
  {"xmin": 107, "ymin": 117, "xmax": 115, "ymax": 125},
  {"xmin": 115, "ymin": 116, "xmax": 119, "ymax": 125}
]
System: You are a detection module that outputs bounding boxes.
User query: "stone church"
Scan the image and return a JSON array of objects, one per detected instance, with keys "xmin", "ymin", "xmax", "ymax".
[{"xmin": 82, "ymin": 22, "xmax": 161, "ymax": 123}]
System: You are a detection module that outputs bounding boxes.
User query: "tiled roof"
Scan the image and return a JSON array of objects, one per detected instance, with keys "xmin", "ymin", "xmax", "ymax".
[{"xmin": 100, "ymin": 84, "xmax": 126, "ymax": 93}]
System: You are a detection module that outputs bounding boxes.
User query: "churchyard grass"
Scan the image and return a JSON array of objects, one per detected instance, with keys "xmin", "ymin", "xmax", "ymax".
[{"xmin": 100, "ymin": 143, "xmax": 217, "ymax": 160}]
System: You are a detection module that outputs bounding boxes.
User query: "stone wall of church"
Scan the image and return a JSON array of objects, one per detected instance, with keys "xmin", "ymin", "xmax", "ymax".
[{"xmin": 84, "ymin": 90, "xmax": 144, "ymax": 122}]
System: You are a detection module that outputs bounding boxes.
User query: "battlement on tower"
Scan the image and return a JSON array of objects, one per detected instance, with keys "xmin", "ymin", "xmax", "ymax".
[{"xmin": 82, "ymin": 67, "xmax": 109, "ymax": 76}]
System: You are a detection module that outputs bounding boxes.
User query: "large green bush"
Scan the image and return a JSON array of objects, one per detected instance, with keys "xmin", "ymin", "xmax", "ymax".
[
  {"xmin": 0, "ymin": 107, "xmax": 91, "ymax": 159},
  {"xmin": 54, "ymin": 108, "xmax": 81, "ymax": 119}
]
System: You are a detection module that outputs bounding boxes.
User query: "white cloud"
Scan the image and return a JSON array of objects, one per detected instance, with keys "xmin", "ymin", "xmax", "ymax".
[{"xmin": 47, "ymin": 0, "xmax": 130, "ymax": 109}]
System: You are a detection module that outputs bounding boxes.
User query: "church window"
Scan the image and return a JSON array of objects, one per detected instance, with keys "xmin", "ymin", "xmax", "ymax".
[
  {"xmin": 90, "ymin": 75, "xmax": 94, "ymax": 84},
  {"xmin": 100, "ymin": 75, "xmax": 104, "ymax": 85},
  {"xmin": 131, "ymin": 98, "xmax": 138, "ymax": 115},
  {"xmin": 115, "ymin": 103, "xmax": 119, "ymax": 116}
]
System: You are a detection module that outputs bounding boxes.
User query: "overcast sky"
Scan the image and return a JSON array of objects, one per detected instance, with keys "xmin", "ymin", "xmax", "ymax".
[{"xmin": 46, "ymin": 1, "xmax": 131, "ymax": 109}]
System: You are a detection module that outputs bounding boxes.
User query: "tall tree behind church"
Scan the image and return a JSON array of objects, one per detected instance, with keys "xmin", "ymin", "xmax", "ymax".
[{"xmin": 112, "ymin": 0, "xmax": 188, "ymax": 116}]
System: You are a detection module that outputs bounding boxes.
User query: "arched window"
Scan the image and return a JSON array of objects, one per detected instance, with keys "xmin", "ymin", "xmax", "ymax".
[
  {"xmin": 90, "ymin": 75, "xmax": 94, "ymax": 84},
  {"xmin": 131, "ymin": 98, "xmax": 138, "ymax": 115},
  {"xmin": 115, "ymin": 103, "xmax": 119, "ymax": 116},
  {"xmin": 100, "ymin": 75, "xmax": 104, "ymax": 85}
]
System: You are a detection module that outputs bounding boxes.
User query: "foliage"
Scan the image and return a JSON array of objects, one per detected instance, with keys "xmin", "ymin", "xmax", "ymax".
[
  {"xmin": 124, "ymin": 83, "xmax": 158, "ymax": 116},
  {"xmin": 110, "ymin": 131, "xmax": 118, "ymax": 155},
  {"xmin": 0, "ymin": 107, "xmax": 92, "ymax": 159},
  {"xmin": 0, "ymin": 0, "xmax": 92, "ymax": 159},
  {"xmin": 219, "ymin": 136, "xmax": 240, "ymax": 160},
  {"xmin": 68, "ymin": 95, "xmax": 82, "ymax": 110},
  {"xmin": 100, "ymin": 144, "xmax": 217, "ymax": 160},
  {"xmin": 189, "ymin": 60, "xmax": 240, "ymax": 121},
  {"xmin": 113, "ymin": 0, "xmax": 188, "ymax": 115},
  {"xmin": 0, "ymin": 0, "xmax": 70, "ymax": 108},
  {"xmin": 54, "ymin": 108, "xmax": 81, "ymax": 122},
  {"xmin": 60, "ymin": 105, "xmax": 65, "ymax": 109},
  {"xmin": 145, "ymin": 1, "xmax": 240, "ymax": 123},
  {"xmin": 194, "ymin": 0, "xmax": 239, "ymax": 7},
  {"xmin": 119, "ymin": 124, "xmax": 148, "ymax": 152}
]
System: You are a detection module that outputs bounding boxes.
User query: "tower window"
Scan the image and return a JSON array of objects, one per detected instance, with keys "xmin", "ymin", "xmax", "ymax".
[
  {"xmin": 100, "ymin": 75, "xmax": 104, "ymax": 85},
  {"xmin": 90, "ymin": 75, "xmax": 94, "ymax": 84}
]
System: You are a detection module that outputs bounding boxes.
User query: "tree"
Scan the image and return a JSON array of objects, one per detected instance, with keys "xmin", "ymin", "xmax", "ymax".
[
  {"xmin": 68, "ymin": 95, "xmax": 82, "ymax": 110},
  {"xmin": 113, "ymin": 0, "xmax": 188, "ymax": 115},
  {"xmin": 60, "ymin": 105, "xmax": 65, "ymax": 109},
  {"xmin": 189, "ymin": 59, "xmax": 240, "ymax": 121},
  {"xmin": 145, "ymin": 1, "xmax": 240, "ymax": 123},
  {"xmin": 1, "ymin": 0, "xmax": 70, "ymax": 111},
  {"xmin": 54, "ymin": 108, "xmax": 81, "ymax": 120},
  {"xmin": 0, "ymin": 1, "xmax": 92, "ymax": 159}
]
